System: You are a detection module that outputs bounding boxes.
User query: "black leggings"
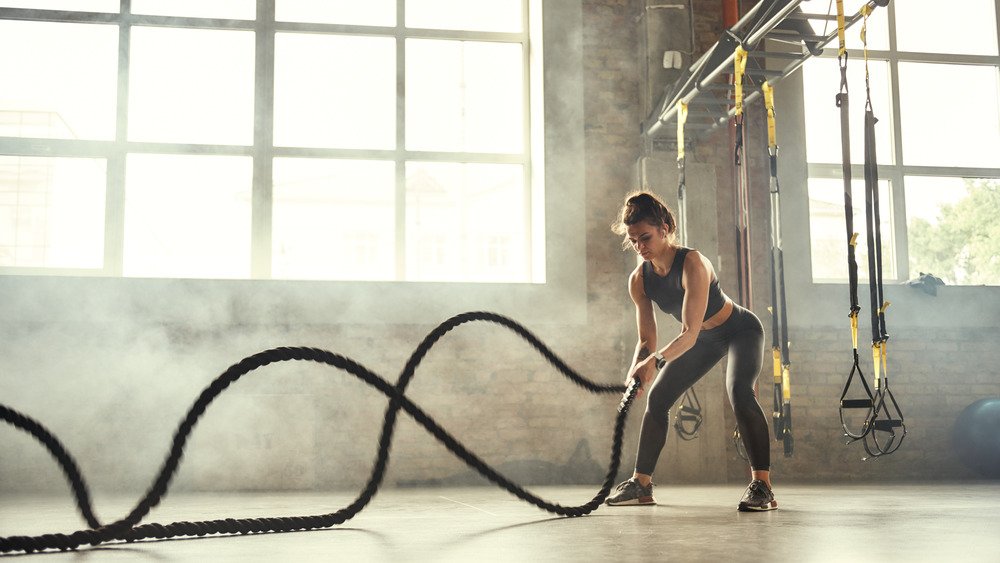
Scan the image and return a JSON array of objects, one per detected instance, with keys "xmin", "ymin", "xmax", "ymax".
[{"xmin": 635, "ymin": 304, "xmax": 770, "ymax": 474}]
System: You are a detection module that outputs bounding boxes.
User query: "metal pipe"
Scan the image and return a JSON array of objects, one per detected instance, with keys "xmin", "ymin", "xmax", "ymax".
[
  {"xmin": 645, "ymin": 0, "xmax": 886, "ymax": 141},
  {"xmin": 699, "ymin": 1, "xmax": 881, "ymax": 137},
  {"xmin": 645, "ymin": 0, "xmax": 805, "ymax": 138}
]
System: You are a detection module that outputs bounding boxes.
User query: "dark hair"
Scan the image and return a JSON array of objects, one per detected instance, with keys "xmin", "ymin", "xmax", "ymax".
[{"xmin": 611, "ymin": 191, "xmax": 677, "ymax": 247}]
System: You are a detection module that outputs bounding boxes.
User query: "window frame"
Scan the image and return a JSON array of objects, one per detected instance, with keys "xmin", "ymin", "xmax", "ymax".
[
  {"xmin": 0, "ymin": 0, "xmax": 539, "ymax": 283},
  {"xmin": 0, "ymin": 0, "xmax": 593, "ymax": 327},
  {"xmin": 802, "ymin": 0, "xmax": 1000, "ymax": 285}
]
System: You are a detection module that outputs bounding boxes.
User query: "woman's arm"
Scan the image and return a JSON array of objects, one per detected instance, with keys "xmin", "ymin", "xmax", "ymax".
[{"xmin": 627, "ymin": 265, "xmax": 659, "ymax": 393}]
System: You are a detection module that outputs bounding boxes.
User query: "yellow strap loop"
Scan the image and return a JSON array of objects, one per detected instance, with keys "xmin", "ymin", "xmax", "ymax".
[
  {"xmin": 849, "ymin": 232, "xmax": 859, "ymax": 246},
  {"xmin": 872, "ymin": 342, "xmax": 882, "ymax": 389},
  {"xmin": 762, "ymin": 81, "xmax": 777, "ymax": 149},
  {"xmin": 782, "ymin": 365, "xmax": 791, "ymax": 402},
  {"xmin": 850, "ymin": 311, "xmax": 858, "ymax": 350},
  {"xmin": 676, "ymin": 100, "xmax": 688, "ymax": 162},
  {"xmin": 773, "ymin": 348, "xmax": 782, "ymax": 383},
  {"xmin": 734, "ymin": 46, "xmax": 748, "ymax": 117},
  {"xmin": 880, "ymin": 340, "xmax": 888, "ymax": 381},
  {"xmin": 836, "ymin": 0, "xmax": 847, "ymax": 57},
  {"xmin": 879, "ymin": 300, "xmax": 891, "ymax": 314}
]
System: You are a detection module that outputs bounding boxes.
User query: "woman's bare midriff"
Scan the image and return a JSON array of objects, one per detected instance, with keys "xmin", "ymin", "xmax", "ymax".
[{"xmin": 701, "ymin": 298, "xmax": 734, "ymax": 330}]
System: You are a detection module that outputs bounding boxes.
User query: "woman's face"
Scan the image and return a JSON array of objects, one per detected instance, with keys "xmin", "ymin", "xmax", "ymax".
[{"xmin": 626, "ymin": 221, "xmax": 668, "ymax": 260}]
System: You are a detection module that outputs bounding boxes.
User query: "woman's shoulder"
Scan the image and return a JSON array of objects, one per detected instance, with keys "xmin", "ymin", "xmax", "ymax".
[
  {"xmin": 628, "ymin": 261, "xmax": 649, "ymax": 298},
  {"xmin": 629, "ymin": 260, "xmax": 647, "ymax": 282},
  {"xmin": 680, "ymin": 248, "xmax": 717, "ymax": 280}
]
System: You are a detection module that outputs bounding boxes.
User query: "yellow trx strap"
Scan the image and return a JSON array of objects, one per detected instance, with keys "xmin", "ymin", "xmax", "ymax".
[
  {"xmin": 676, "ymin": 100, "xmax": 688, "ymax": 162},
  {"xmin": 861, "ymin": 3, "xmax": 873, "ymax": 104},
  {"xmin": 762, "ymin": 81, "xmax": 776, "ymax": 149},
  {"xmin": 772, "ymin": 344, "xmax": 781, "ymax": 387},
  {"xmin": 836, "ymin": 0, "xmax": 847, "ymax": 57},
  {"xmin": 873, "ymin": 300, "xmax": 890, "ymax": 387},
  {"xmin": 782, "ymin": 365, "xmax": 791, "ymax": 402},
  {"xmin": 734, "ymin": 46, "xmax": 748, "ymax": 117}
]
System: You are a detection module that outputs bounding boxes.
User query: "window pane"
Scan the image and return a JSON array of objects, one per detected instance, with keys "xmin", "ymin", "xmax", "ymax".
[
  {"xmin": 276, "ymin": 0, "xmax": 395, "ymax": 26},
  {"xmin": 0, "ymin": 156, "xmax": 105, "ymax": 269},
  {"xmin": 272, "ymin": 158, "xmax": 395, "ymax": 281},
  {"xmin": 128, "ymin": 27, "xmax": 255, "ymax": 145},
  {"xmin": 896, "ymin": 0, "xmax": 998, "ymax": 56},
  {"xmin": 406, "ymin": 0, "xmax": 522, "ymax": 32},
  {"xmin": 799, "ymin": 1, "xmax": 889, "ymax": 51},
  {"xmin": 906, "ymin": 176, "xmax": 1000, "ymax": 286},
  {"xmin": 407, "ymin": 39, "xmax": 524, "ymax": 153},
  {"xmin": 123, "ymin": 154, "xmax": 251, "ymax": 279},
  {"xmin": 0, "ymin": 21, "xmax": 118, "ymax": 140},
  {"xmin": 898, "ymin": 63, "xmax": 1000, "ymax": 168},
  {"xmin": 0, "ymin": 0, "xmax": 117, "ymax": 11},
  {"xmin": 131, "ymin": 0, "xmax": 255, "ymax": 19},
  {"xmin": 802, "ymin": 57, "xmax": 893, "ymax": 165},
  {"xmin": 808, "ymin": 178, "xmax": 895, "ymax": 282},
  {"xmin": 274, "ymin": 34, "xmax": 395, "ymax": 150},
  {"xmin": 406, "ymin": 162, "xmax": 527, "ymax": 282}
]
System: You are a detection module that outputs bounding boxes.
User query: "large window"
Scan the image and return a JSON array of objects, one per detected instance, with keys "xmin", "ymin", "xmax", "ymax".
[
  {"xmin": 0, "ymin": 0, "xmax": 538, "ymax": 282},
  {"xmin": 801, "ymin": 0, "xmax": 1000, "ymax": 285}
]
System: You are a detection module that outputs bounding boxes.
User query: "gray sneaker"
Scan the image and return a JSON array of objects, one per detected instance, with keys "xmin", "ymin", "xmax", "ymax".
[
  {"xmin": 605, "ymin": 478, "xmax": 656, "ymax": 506},
  {"xmin": 737, "ymin": 480, "xmax": 777, "ymax": 511}
]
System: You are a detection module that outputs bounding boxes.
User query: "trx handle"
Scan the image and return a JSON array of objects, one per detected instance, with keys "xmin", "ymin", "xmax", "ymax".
[{"xmin": 673, "ymin": 388, "xmax": 704, "ymax": 441}]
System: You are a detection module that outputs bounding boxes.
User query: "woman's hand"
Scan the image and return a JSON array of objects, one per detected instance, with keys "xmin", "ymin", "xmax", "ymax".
[{"xmin": 626, "ymin": 356, "xmax": 657, "ymax": 398}]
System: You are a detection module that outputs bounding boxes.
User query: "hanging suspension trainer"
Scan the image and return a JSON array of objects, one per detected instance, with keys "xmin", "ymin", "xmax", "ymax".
[
  {"xmin": 672, "ymin": 99, "xmax": 705, "ymax": 441},
  {"xmin": 1, "ymin": 312, "xmax": 641, "ymax": 554},
  {"xmin": 762, "ymin": 81, "xmax": 793, "ymax": 457},
  {"xmin": 835, "ymin": 0, "xmax": 876, "ymax": 442},
  {"xmin": 730, "ymin": 43, "xmax": 752, "ymax": 462},
  {"xmin": 857, "ymin": 5, "xmax": 905, "ymax": 459}
]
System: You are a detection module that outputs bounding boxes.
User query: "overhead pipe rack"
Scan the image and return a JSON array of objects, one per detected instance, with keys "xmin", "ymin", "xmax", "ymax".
[{"xmin": 641, "ymin": 0, "xmax": 889, "ymax": 145}]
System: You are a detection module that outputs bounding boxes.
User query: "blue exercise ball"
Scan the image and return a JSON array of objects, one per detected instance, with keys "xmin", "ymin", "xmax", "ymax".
[{"xmin": 952, "ymin": 398, "xmax": 1000, "ymax": 478}]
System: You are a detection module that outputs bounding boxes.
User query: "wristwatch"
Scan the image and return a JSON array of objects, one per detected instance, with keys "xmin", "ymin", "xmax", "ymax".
[{"xmin": 653, "ymin": 351, "xmax": 667, "ymax": 370}]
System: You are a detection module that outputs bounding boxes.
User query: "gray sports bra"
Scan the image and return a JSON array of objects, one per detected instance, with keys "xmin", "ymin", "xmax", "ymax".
[{"xmin": 642, "ymin": 247, "xmax": 728, "ymax": 322}]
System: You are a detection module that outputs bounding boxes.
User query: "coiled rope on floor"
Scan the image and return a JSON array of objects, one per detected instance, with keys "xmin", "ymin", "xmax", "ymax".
[{"xmin": 0, "ymin": 311, "xmax": 638, "ymax": 554}]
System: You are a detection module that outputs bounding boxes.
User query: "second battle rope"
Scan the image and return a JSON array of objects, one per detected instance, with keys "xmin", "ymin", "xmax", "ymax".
[{"xmin": 1, "ymin": 311, "xmax": 638, "ymax": 554}]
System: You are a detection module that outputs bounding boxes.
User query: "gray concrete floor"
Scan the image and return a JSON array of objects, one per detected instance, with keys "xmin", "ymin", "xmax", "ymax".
[{"xmin": 2, "ymin": 483, "xmax": 999, "ymax": 562}]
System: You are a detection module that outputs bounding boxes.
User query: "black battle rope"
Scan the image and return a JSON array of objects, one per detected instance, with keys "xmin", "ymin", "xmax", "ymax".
[
  {"xmin": 857, "ymin": 6, "xmax": 905, "ymax": 459},
  {"xmin": 0, "ymin": 311, "xmax": 639, "ymax": 554},
  {"xmin": 673, "ymin": 100, "xmax": 704, "ymax": 442},
  {"xmin": 835, "ymin": 0, "xmax": 877, "ymax": 443},
  {"xmin": 762, "ymin": 81, "xmax": 793, "ymax": 458}
]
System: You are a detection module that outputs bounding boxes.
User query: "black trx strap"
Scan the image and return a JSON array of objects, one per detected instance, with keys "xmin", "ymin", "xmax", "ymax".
[
  {"xmin": 672, "ymin": 101, "xmax": 704, "ymax": 442},
  {"xmin": 835, "ymin": 0, "xmax": 876, "ymax": 442},
  {"xmin": 858, "ymin": 5, "xmax": 905, "ymax": 458},
  {"xmin": 762, "ymin": 82, "xmax": 793, "ymax": 457}
]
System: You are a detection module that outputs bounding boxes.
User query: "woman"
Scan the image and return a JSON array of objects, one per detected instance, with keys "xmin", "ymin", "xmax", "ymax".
[{"xmin": 605, "ymin": 191, "xmax": 776, "ymax": 511}]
